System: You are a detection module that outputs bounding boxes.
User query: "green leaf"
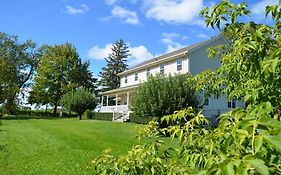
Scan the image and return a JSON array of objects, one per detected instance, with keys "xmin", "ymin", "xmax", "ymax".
[
  {"xmin": 254, "ymin": 135, "xmax": 263, "ymax": 153},
  {"xmin": 247, "ymin": 159, "xmax": 269, "ymax": 175},
  {"xmin": 263, "ymin": 135, "xmax": 281, "ymax": 152}
]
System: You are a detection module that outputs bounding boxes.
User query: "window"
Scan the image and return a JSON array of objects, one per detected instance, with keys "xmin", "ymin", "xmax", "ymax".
[
  {"xmin": 146, "ymin": 68, "xmax": 150, "ymax": 77},
  {"xmin": 228, "ymin": 99, "xmax": 236, "ymax": 108},
  {"xmin": 125, "ymin": 76, "xmax": 128, "ymax": 83},
  {"xmin": 177, "ymin": 59, "xmax": 182, "ymax": 71},
  {"xmin": 135, "ymin": 73, "xmax": 138, "ymax": 81},
  {"xmin": 203, "ymin": 98, "xmax": 209, "ymax": 106},
  {"xmin": 160, "ymin": 64, "xmax": 164, "ymax": 75}
]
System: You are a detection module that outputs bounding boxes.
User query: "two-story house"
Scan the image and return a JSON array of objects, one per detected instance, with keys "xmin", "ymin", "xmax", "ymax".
[{"xmin": 99, "ymin": 36, "xmax": 243, "ymax": 122}]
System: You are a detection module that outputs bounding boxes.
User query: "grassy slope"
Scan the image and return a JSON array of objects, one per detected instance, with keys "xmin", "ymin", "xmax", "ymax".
[{"xmin": 0, "ymin": 119, "xmax": 140, "ymax": 174}]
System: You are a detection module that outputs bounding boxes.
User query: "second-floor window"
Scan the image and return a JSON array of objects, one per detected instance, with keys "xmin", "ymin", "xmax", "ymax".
[
  {"xmin": 177, "ymin": 59, "xmax": 182, "ymax": 71},
  {"xmin": 135, "ymin": 73, "xmax": 138, "ymax": 81},
  {"xmin": 125, "ymin": 76, "xmax": 128, "ymax": 83},
  {"xmin": 228, "ymin": 99, "xmax": 236, "ymax": 108},
  {"xmin": 160, "ymin": 64, "xmax": 164, "ymax": 75},
  {"xmin": 146, "ymin": 68, "xmax": 150, "ymax": 77}
]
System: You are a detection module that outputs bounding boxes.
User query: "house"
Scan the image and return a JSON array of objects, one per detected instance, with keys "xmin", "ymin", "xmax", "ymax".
[{"xmin": 100, "ymin": 36, "xmax": 243, "ymax": 122}]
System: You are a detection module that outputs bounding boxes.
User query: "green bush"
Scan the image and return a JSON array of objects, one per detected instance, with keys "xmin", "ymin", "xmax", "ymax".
[
  {"xmin": 129, "ymin": 113, "xmax": 152, "ymax": 124},
  {"xmin": 132, "ymin": 74, "xmax": 200, "ymax": 125},
  {"xmin": 92, "ymin": 112, "xmax": 113, "ymax": 121},
  {"xmin": 62, "ymin": 89, "xmax": 98, "ymax": 120},
  {"xmin": 82, "ymin": 110, "xmax": 93, "ymax": 120}
]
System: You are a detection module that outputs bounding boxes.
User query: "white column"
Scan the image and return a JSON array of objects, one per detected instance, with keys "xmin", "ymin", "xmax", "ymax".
[
  {"xmin": 101, "ymin": 96, "xmax": 104, "ymax": 106},
  {"xmin": 115, "ymin": 94, "xmax": 118, "ymax": 111},
  {"xmin": 127, "ymin": 92, "xmax": 130, "ymax": 108},
  {"xmin": 106, "ymin": 96, "xmax": 109, "ymax": 106}
]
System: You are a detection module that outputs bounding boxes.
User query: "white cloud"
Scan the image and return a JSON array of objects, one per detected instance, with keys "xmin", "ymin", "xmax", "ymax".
[
  {"xmin": 128, "ymin": 45, "xmax": 153, "ymax": 66},
  {"xmin": 161, "ymin": 32, "xmax": 184, "ymax": 53},
  {"xmin": 111, "ymin": 6, "xmax": 140, "ymax": 25},
  {"xmin": 87, "ymin": 44, "xmax": 153, "ymax": 66},
  {"xmin": 105, "ymin": 0, "xmax": 118, "ymax": 5},
  {"xmin": 65, "ymin": 4, "xmax": 90, "ymax": 15},
  {"xmin": 197, "ymin": 33, "xmax": 209, "ymax": 39},
  {"xmin": 88, "ymin": 44, "xmax": 112, "ymax": 60},
  {"xmin": 143, "ymin": 0, "xmax": 205, "ymax": 26},
  {"xmin": 251, "ymin": 0, "xmax": 278, "ymax": 17}
]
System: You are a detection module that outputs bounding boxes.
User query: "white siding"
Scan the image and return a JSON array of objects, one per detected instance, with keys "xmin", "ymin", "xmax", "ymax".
[{"xmin": 120, "ymin": 57, "xmax": 189, "ymax": 87}]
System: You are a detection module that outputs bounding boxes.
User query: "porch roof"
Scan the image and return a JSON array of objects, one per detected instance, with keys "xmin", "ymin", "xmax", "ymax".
[{"xmin": 100, "ymin": 85, "xmax": 138, "ymax": 96}]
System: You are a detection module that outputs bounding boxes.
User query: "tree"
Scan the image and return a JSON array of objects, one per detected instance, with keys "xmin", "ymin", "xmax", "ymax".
[
  {"xmin": 99, "ymin": 39, "xmax": 130, "ymax": 91},
  {"xmin": 0, "ymin": 32, "xmax": 40, "ymax": 114},
  {"xmin": 88, "ymin": 1, "xmax": 281, "ymax": 174},
  {"xmin": 132, "ymin": 74, "xmax": 200, "ymax": 124},
  {"xmin": 198, "ymin": 0, "xmax": 281, "ymax": 113},
  {"xmin": 61, "ymin": 89, "xmax": 98, "ymax": 120},
  {"xmin": 29, "ymin": 43, "xmax": 96, "ymax": 115}
]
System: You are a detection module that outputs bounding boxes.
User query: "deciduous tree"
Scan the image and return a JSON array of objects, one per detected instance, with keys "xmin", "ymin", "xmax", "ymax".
[
  {"xmin": 29, "ymin": 43, "xmax": 96, "ymax": 115},
  {"xmin": 0, "ymin": 32, "xmax": 40, "ymax": 114}
]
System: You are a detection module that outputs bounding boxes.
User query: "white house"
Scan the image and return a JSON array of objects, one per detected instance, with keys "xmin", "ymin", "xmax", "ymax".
[{"xmin": 100, "ymin": 36, "xmax": 243, "ymax": 122}]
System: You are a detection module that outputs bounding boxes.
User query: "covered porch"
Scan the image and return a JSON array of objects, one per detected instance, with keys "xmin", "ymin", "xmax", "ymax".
[{"xmin": 100, "ymin": 85, "xmax": 137, "ymax": 113}]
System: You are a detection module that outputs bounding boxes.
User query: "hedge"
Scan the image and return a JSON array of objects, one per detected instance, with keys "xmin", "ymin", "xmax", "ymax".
[
  {"xmin": 82, "ymin": 111, "xmax": 113, "ymax": 121},
  {"xmin": 129, "ymin": 113, "xmax": 152, "ymax": 124}
]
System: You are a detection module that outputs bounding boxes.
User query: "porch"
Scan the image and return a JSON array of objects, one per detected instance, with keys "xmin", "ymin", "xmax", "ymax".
[{"xmin": 99, "ymin": 85, "xmax": 137, "ymax": 121}]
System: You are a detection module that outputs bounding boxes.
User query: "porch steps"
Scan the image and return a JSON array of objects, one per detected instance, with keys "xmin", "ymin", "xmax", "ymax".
[{"xmin": 113, "ymin": 111, "xmax": 130, "ymax": 122}]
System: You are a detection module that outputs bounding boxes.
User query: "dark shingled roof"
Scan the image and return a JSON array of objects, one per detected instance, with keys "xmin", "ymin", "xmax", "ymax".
[{"xmin": 129, "ymin": 37, "xmax": 218, "ymax": 69}]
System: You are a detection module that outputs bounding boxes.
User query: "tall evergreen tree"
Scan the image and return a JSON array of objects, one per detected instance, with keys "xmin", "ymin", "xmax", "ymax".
[{"xmin": 99, "ymin": 39, "xmax": 130, "ymax": 91}]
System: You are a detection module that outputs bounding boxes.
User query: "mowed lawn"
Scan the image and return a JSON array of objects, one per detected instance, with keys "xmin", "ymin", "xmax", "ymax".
[{"xmin": 0, "ymin": 118, "xmax": 140, "ymax": 174}]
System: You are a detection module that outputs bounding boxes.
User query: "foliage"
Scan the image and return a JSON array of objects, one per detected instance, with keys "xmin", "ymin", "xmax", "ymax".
[
  {"xmin": 61, "ymin": 89, "xmax": 98, "ymax": 120},
  {"xmin": 93, "ymin": 112, "xmax": 113, "ymax": 121},
  {"xmin": 0, "ymin": 32, "xmax": 40, "ymax": 114},
  {"xmin": 29, "ymin": 43, "xmax": 96, "ymax": 115},
  {"xmin": 129, "ymin": 112, "xmax": 152, "ymax": 124},
  {"xmin": 88, "ymin": 1, "xmax": 281, "ymax": 174},
  {"xmin": 89, "ymin": 106, "xmax": 281, "ymax": 174},
  {"xmin": 99, "ymin": 39, "xmax": 130, "ymax": 92},
  {"xmin": 199, "ymin": 0, "xmax": 281, "ymax": 112},
  {"xmin": 132, "ymin": 74, "xmax": 200, "ymax": 123}
]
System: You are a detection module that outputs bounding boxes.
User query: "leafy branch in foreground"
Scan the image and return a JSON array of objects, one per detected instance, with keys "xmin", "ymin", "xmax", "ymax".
[{"xmin": 87, "ymin": 105, "xmax": 281, "ymax": 174}]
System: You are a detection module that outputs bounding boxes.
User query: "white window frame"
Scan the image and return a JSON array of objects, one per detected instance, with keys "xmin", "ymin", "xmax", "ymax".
[
  {"xmin": 134, "ymin": 73, "xmax": 138, "ymax": 81},
  {"xmin": 176, "ymin": 59, "xmax": 183, "ymax": 71},
  {"xmin": 160, "ymin": 64, "xmax": 164, "ymax": 75},
  {"xmin": 146, "ymin": 68, "xmax": 150, "ymax": 77},
  {"xmin": 228, "ymin": 99, "xmax": 236, "ymax": 108},
  {"xmin": 125, "ymin": 76, "xmax": 128, "ymax": 84}
]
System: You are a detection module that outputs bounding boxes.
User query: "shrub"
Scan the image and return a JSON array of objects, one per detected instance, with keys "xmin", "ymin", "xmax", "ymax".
[
  {"xmin": 92, "ymin": 112, "xmax": 113, "ymax": 121},
  {"xmin": 82, "ymin": 110, "xmax": 93, "ymax": 120},
  {"xmin": 132, "ymin": 74, "xmax": 200, "ymax": 125},
  {"xmin": 62, "ymin": 89, "xmax": 98, "ymax": 120},
  {"xmin": 129, "ymin": 113, "xmax": 151, "ymax": 124}
]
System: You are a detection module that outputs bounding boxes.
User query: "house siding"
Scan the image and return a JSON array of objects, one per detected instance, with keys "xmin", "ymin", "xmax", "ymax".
[{"xmin": 120, "ymin": 56, "xmax": 189, "ymax": 87}]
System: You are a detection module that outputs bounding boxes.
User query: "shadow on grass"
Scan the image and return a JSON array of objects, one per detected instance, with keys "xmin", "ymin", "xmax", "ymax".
[
  {"xmin": 0, "ymin": 144, "xmax": 6, "ymax": 152},
  {"xmin": 1, "ymin": 115, "xmax": 78, "ymax": 120}
]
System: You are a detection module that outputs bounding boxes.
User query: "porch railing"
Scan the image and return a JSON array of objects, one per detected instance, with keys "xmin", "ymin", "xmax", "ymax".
[{"xmin": 100, "ymin": 105, "xmax": 129, "ymax": 112}]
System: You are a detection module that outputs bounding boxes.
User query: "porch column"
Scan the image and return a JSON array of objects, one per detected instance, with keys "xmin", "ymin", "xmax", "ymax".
[
  {"xmin": 106, "ymin": 96, "xmax": 109, "ymax": 106},
  {"xmin": 126, "ymin": 92, "xmax": 130, "ymax": 108},
  {"xmin": 101, "ymin": 96, "xmax": 104, "ymax": 106},
  {"xmin": 115, "ymin": 94, "xmax": 118, "ymax": 110}
]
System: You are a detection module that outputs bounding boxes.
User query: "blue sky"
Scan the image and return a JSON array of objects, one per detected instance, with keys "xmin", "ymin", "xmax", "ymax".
[{"xmin": 0, "ymin": 0, "xmax": 277, "ymax": 76}]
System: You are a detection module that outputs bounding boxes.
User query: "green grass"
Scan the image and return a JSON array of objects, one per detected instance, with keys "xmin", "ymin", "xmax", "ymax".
[{"xmin": 0, "ymin": 118, "xmax": 141, "ymax": 174}]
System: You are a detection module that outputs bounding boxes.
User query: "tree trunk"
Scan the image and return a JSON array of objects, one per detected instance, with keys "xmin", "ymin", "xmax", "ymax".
[
  {"xmin": 54, "ymin": 102, "xmax": 58, "ymax": 116},
  {"xmin": 79, "ymin": 115, "xmax": 82, "ymax": 120}
]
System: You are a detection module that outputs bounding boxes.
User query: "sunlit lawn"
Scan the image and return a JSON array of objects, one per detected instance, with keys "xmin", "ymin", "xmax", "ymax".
[{"xmin": 0, "ymin": 118, "xmax": 140, "ymax": 174}]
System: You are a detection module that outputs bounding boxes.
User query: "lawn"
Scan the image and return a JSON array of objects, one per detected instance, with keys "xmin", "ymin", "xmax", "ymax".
[{"xmin": 0, "ymin": 118, "xmax": 141, "ymax": 174}]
